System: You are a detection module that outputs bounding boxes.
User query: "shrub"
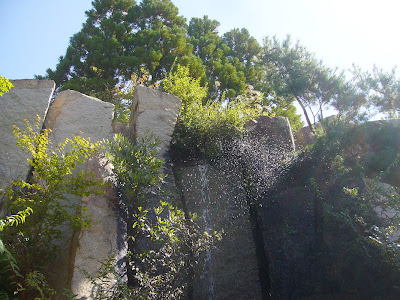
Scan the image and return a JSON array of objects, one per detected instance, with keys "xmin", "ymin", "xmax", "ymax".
[
  {"xmin": 106, "ymin": 133, "xmax": 165, "ymax": 208},
  {"xmin": 102, "ymin": 133, "xmax": 222, "ymax": 299},
  {"xmin": 163, "ymin": 64, "xmax": 264, "ymax": 161},
  {"xmin": 88, "ymin": 202, "xmax": 221, "ymax": 300},
  {"xmin": 1, "ymin": 117, "xmax": 104, "ymax": 277}
]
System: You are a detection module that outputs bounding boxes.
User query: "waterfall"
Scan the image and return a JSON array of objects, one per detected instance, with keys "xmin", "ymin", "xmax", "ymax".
[{"xmin": 199, "ymin": 164, "xmax": 215, "ymax": 299}]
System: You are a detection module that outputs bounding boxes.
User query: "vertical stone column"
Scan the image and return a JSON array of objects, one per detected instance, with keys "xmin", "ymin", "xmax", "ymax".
[
  {"xmin": 246, "ymin": 116, "xmax": 295, "ymax": 152},
  {"xmin": 129, "ymin": 85, "xmax": 181, "ymax": 159},
  {"xmin": 0, "ymin": 79, "xmax": 54, "ymax": 191},
  {"xmin": 128, "ymin": 85, "xmax": 182, "ymax": 206},
  {"xmin": 43, "ymin": 90, "xmax": 117, "ymax": 297}
]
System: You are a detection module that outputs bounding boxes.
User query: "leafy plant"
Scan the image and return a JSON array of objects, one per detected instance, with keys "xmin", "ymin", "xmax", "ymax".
[
  {"xmin": 106, "ymin": 133, "xmax": 165, "ymax": 208},
  {"xmin": 291, "ymin": 119, "xmax": 400, "ymax": 297},
  {"xmin": 0, "ymin": 208, "xmax": 32, "ymax": 299},
  {"xmin": 163, "ymin": 64, "xmax": 264, "ymax": 161},
  {"xmin": 102, "ymin": 132, "xmax": 222, "ymax": 299},
  {"xmin": 2, "ymin": 117, "xmax": 104, "ymax": 277},
  {"xmin": 87, "ymin": 202, "xmax": 221, "ymax": 300},
  {"xmin": 0, "ymin": 76, "xmax": 13, "ymax": 96},
  {"xmin": 162, "ymin": 64, "xmax": 208, "ymax": 108},
  {"xmin": 173, "ymin": 98, "xmax": 263, "ymax": 160}
]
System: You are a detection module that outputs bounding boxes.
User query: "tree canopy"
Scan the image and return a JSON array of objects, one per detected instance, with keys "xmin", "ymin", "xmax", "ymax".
[{"xmin": 44, "ymin": 0, "xmax": 400, "ymax": 130}]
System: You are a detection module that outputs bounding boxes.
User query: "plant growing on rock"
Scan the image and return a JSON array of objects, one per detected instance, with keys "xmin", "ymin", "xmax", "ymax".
[
  {"xmin": 163, "ymin": 64, "xmax": 264, "ymax": 161},
  {"xmin": 0, "ymin": 75, "xmax": 13, "ymax": 96},
  {"xmin": 291, "ymin": 119, "xmax": 400, "ymax": 297},
  {"xmin": 106, "ymin": 133, "xmax": 166, "ymax": 208},
  {"xmin": 87, "ymin": 201, "xmax": 221, "ymax": 300},
  {"xmin": 1, "ymin": 117, "xmax": 104, "ymax": 280},
  {"xmin": 103, "ymin": 133, "xmax": 222, "ymax": 299}
]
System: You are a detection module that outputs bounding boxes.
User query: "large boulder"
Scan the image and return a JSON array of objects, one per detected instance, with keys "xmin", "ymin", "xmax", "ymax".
[
  {"xmin": 128, "ymin": 85, "xmax": 181, "ymax": 158},
  {"xmin": 259, "ymin": 187, "xmax": 316, "ymax": 298},
  {"xmin": 44, "ymin": 89, "xmax": 114, "ymax": 143},
  {"xmin": 246, "ymin": 116, "xmax": 295, "ymax": 152},
  {"xmin": 0, "ymin": 79, "xmax": 54, "ymax": 190}
]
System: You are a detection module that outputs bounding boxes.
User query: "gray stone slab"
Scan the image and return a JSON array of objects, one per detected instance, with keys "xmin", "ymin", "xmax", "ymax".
[
  {"xmin": 129, "ymin": 85, "xmax": 181, "ymax": 158},
  {"xmin": 42, "ymin": 90, "xmax": 117, "ymax": 296},
  {"xmin": 44, "ymin": 89, "xmax": 115, "ymax": 144},
  {"xmin": 0, "ymin": 79, "xmax": 54, "ymax": 190}
]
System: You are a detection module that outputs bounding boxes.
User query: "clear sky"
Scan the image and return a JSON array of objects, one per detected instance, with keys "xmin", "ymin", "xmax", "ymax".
[{"xmin": 1, "ymin": 0, "xmax": 399, "ymax": 80}]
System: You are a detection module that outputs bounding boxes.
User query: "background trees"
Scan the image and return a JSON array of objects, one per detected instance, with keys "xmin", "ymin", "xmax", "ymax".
[
  {"xmin": 45, "ymin": 0, "xmax": 400, "ymax": 131},
  {"xmin": 258, "ymin": 36, "xmax": 346, "ymax": 129}
]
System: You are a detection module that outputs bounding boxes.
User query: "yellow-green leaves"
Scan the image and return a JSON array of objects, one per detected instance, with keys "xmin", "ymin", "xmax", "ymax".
[
  {"xmin": 173, "ymin": 96, "xmax": 262, "ymax": 159},
  {"xmin": 106, "ymin": 133, "xmax": 165, "ymax": 208},
  {"xmin": 0, "ymin": 76, "xmax": 13, "ymax": 97},
  {"xmin": 2, "ymin": 117, "xmax": 104, "ymax": 276},
  {"xmin": 163, "ymin": 64, "xmax": 208, "ymax": 108},
  {"xmin": 0, "ymin": 208, "xmax": 33, "ymax": 231}
]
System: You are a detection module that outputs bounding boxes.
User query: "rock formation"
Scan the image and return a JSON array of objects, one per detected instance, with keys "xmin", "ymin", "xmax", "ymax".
[
  {"xmin": 42, "ymin": 89, "xmax": 117, "ymax": 296},
  {"xmin": 179, "ymin": 164, "xmax": 263, "ymax": 299},
  {"xmin": 0, "ymin": 79, "xmax": 54, "ymax": 190},
  {"xmin": 2, "ymin": 81, "xmax": 399, "ymax": 299},
  {"xmin": 129, "ymin": 85, "xmax": 181, "ymax": 158}
]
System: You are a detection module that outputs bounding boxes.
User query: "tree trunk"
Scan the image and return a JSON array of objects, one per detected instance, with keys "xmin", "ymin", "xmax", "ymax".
[{"xmin": 296, "ymin": 97, "xmax": 314, "ymax": 132}]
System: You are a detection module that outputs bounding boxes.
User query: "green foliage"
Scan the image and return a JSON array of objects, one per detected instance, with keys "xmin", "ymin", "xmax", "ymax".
[
  {"xmin": 162, "ymin": 64, "xmax": 263, "ymax": 160},
  {"xmin": 45, "ymin": 0, "xmax": 263, "ymax": 105},
  {"xmin": 106, "ymin": 133, "xmax": 165, "ymax": 208},
  {"xmin": 186, "ymin": 17, "xmax": 260, "ymax": 100},
  {"xmin": 0, "ymin": 76, "xmax": 13, "ymax": 96},
  {"xmin": 24, "ymin": 271, "xmax": 56, "ymax": 300},
  {"xmin": 173, "ymin": 98, "xmax": 263, "ymax": 160},
  {"xmin": 350, "ymin": 66, "xmax": 400, "ymax": 119},
  {"xmin": 259, "ymin": 36, "xmax": 346, "ymax": 129},
  {"xmin": 0, "ymin": 208, "xmax": 33, "ymax": 231},
  {"xmin": 291, "ymin": 119, "xmax": 400, "ymax": 297},
  {"xmin": 2, "ymin": 117, "xmax": 104, "ymax": 276},
  {"xmin": 102, "ymin": 132, "xmax": 222, "ymax": 299},
  {"xmin": 162, "ymin": 64, "xmax": 208, "ymax": 108},
  {"xmin": 0, "ymin": 209, "xmax": 58, "ymax": 300},
  {"xmin": 271, "ymin": 104, "xmax": 303, "ymax": 132},
  {"xmin": 46, "ymin": 0, "xmax": 190, "ymax": 101},
  {"xmin": 88, "ymin": 201, "xmax": 221, "ymax": 300},
  {"xmin": 0, "ymin": 209, "xmax": 32, "ymax": 299}
]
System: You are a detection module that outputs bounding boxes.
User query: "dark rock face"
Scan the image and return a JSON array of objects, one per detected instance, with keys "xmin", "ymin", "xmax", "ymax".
[
  {"xmin": 5, "ymin": 82, "xmax": 400, "ymax": 299},
  {"xmin": 174, "ymin": 115, "xmax": 299, "ymax": 299},
  {"xmin": 259, "ymin": 187, "xmax": 316, "ymax": 298},
  {"xmin": 246, "ymin": 115, "xmax": 295, "ymax": 152},
  {"xmin": 178, "ymin": 163, "xmax": 263, "ymax": 300}
]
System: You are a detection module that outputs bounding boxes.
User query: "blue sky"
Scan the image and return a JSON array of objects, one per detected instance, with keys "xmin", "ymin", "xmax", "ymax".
[{"xmin": 1, "ymin": 0, "xmax": 400, "ymax": 80}]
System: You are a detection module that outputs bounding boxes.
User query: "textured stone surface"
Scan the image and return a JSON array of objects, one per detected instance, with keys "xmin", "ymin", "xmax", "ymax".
[
  {"xmin": 259, "ymin": 187, "xmax": 315, "ymax": 298},
  {"xmin": 129, "ymin": 85, "xmax": 181, "ymax": 158},
  {"xmin": 43, "ymin": 90, "xmax": 116, "ymax": 296},
  {"xmin": 127, "ymin": 86, "xmax": 182, "ymax": 292},
  {"xmin": 44, "ymin": 90, "xmax": 114, "ymax": 144},
  {"xmin": 71, "ymin": 155, "xmax": 121, "ymax": 298},
  {"xmin": 0, "ymin": 79, "xmax": 54, "ymax": 190},
  {"xmin": 246, "ymin": 116, "xmax": 295, "ymax": 152},
  {"xmin": 294, "ymin": 125, "xmax": 315, "ymax": 148},
  {"xmin": 179, "ymin": 163, "xmax": 263, "ymax": 300}
]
